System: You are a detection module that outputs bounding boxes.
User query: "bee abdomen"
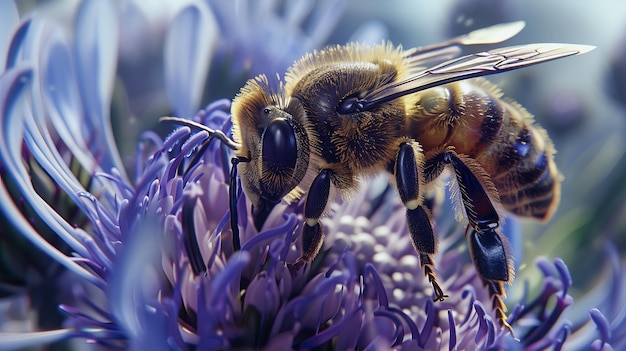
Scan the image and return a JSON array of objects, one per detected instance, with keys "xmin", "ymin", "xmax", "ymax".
[
  {"xmin": 497, "ymin": 163, "xmax": 561, "ymax": 220},
  {"xmin": 489, "ymin": 121, "xmax": 562, "ymax": 221},
  {"xmin": 413, "ymin": 80, "xmax": 562, "ymax": 222}
]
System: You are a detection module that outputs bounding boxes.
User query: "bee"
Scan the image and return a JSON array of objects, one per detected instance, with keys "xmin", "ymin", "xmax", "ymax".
[{"xmin": 162, "ymin": 22, "xmax": 593, "ymax": 331}]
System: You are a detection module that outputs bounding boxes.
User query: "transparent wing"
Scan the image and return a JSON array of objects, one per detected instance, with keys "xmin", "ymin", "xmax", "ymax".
[
  {"xmin": 357, "ymin": 43, "xmax": 595, "ymax": 111},
  {"xmin": 402, "ymin": 21, "xmax": 527, "ymax": 71}
]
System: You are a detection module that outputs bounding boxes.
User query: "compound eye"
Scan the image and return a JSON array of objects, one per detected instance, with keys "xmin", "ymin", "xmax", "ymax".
[
  {"xmin": 262, "ymin": 119, "xmax": 297, "ymax": 169},
  {"xmin": 260, "ymin": 118, "xmax": 298, "ymax": 202}
]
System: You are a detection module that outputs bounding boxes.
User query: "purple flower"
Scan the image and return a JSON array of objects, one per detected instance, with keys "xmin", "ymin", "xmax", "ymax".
[{"xmin": 0, "ymin": 0, "xmax": 624, "ymax": 350}]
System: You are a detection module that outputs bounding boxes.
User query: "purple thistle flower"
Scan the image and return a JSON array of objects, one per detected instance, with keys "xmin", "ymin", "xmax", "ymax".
[{"xmin": 0, "ymin": 1, "xmax": 625, "ymax": 350}]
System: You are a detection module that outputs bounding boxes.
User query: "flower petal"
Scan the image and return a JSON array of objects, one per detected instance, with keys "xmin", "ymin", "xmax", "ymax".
[
  {"xmin": 4, "ymin": 18, "xmax": 35, "ymax": 69},
  {"xmin": 554, "ymin": 258, "xmax": 572, "ymax": 297},
  {"xmin": 240, "ymin": 213, "xmax": 297, "ymax": 253},
  {"xmin": 164, "ymin": 2, "xmax": 218, "ymax": 118},
  {"xmin": 0, "ymin": 0, "xmax": 19, "ymax": 69},
  {"xmin": 0, "ymin": 65, "xmax": 100, "ymax": 286},
  {"xmin": 73, "ymin": 0, "xmax": 125, "ymax": 175},
  {"xmin": 244, "ymin": 272, "xmax": 280, "ymax": 318},
  {"xmin": 448, "ymin": 309, "xmax": 457, "ymax": 351},
  {"xmin": 299, "ymin": 307, "xmax": 363, "ymax": 349},
  {"xmin": 40, "ymin": 25, "xmax": 105, "ymax": 180},
  {"xmin": 0, "ymin": 329, "xmax": 72, "ymax": 350},
  {"xmin": 590, "ymin": 308, "xmax": 612, "ymax": 346},
  {"xmin": 372, "ymin": 309, "xmax": 404, "ymax": 346},
  {"xmin": 108, "ymin": 217, "xmax": 168, "ymax": 346},
  {"xmin": 364, "ymin": 263, "xmax": 389, "ymax": 308}
]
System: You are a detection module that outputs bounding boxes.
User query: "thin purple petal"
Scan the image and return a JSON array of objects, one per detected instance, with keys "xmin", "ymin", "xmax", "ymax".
[
  {"xmin": 4, "ymin": 19, "xmax": 31, "ymax": 69},
  {"xmin": 0, "ymin": 0, "xmax": 19, "ymax": 69},
  {"xmin": 554, "ymin": 258, "xmax": 572, "ymax": 297},
  {"xmin": 209, "ymin": 251, "xmax": 250, "ymax": 307},
  {"xmin": 449, "ymin": 309, "xmax": 457, "ymax": 351},
  {"xmin": 108, "ymin": 217, "xmax": 166, "ymax": 346},
  {"xmin": 419, "ymin": 299, "xmax": 436, "ymax": 347},
  {"xmin": 164, "ymin": 3, "xmax": 218, "ymax": 118},
  {"xmin": 240, "ymin": 213, "xmax": 297, "ymax": 252},
  {"xmin": 373, "ymin": 309, "xmax": 404, "ymax": 346},
  {"xmin": 73, "ymin": 0, "xmax": 124, "ymax": 175},
  {"xmin": 387, "ymin": 306, "xmax": 420, "ymax": 341},
  {"xmin": 553, "ymin": 324, "xmax": 572, "ymax": 351},
  {"xmin": 40, "ymin": 25, "xmax": 103, "ymax": 180},
  {"xmin": 0, "ymin": 65, "xmax": 100, "ymax": 285},
  {"xmin": 300, "ymin": 307, "xmax": 363, "ymax": 349},
  {"xmin": 0, "ymin": 330, "xmax": 73, "ymax": 350},
  {"xmin": 364, "ymin": 263, "xmax": 389, "ymax": 308},
  {"xmin": 590, "ymin": 308, "xmax": 612, "ymax": 346}
]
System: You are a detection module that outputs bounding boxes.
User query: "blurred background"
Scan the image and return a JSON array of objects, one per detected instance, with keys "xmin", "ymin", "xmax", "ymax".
[{"xmin": 2, "ymin": 0, "xmax": 625, "ymax": 348}]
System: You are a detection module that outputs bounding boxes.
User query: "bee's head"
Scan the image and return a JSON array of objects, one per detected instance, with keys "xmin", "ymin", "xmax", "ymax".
[{"xmin": 231, "ymin": 75, "xmax": 311, "ymax": 229}]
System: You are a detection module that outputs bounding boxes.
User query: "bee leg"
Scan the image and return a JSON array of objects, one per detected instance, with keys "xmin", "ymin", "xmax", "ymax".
[
  {"xmin": 299, "ymin": 169, "xmax": 332, "ymax": 262},
  {"xmin": 251, "ymin": 200, "xmax": 278, "ymax": 232},
  {"xmin": 395, "ymin": 142, "xmax": 447, "ymax": 302},
  {"xmin": 443, "ymin": 151, "xmax": 514, "ymax": 333},
  {"xmin": 467, "ymin": 227, "xmax": 514, "ymax": 333},
  {"xmin": 409, "ymin": 207, "xmax": 447, "ymax": 302},
  {"xmin": 229, "ymin": 157, "xmax": 244, "ymax": 251}
]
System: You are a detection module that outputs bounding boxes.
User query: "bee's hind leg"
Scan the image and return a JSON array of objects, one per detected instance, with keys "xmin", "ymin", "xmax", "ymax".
[
  {"xmin": 440, "ymin": 150, "xmax": 515, "ymax": 333},
  {"xmin": 395, "ymin": 141, "xmax": 447, "ymax": 302}
]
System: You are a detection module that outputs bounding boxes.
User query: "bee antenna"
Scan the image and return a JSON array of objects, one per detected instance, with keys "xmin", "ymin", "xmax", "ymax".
[{"xmin": 160, "ymin": 116, "xmax": 240, "ymax": 150}]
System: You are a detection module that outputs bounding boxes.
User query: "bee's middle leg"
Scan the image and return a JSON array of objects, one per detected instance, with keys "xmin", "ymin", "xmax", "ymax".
[{"xmin": 395, "ymin": 141, "xmax": 447, "ymax": 302}]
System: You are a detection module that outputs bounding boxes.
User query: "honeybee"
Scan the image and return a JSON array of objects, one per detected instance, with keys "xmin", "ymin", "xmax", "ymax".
[{"xmin": 162, "ymin": 22, "xmax": 593, "ymax": 331}]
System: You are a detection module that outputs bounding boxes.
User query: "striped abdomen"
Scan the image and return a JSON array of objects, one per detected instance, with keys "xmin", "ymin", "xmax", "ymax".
[{"xmin": 408, "ymin": 78, "xmax": 561, "ymax": 221}]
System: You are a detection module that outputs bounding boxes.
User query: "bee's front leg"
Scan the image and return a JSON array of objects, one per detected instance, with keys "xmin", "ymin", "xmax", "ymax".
[
  {"xmin": 395, "ymin": 141, "xmax": 447, "ymax": 302},
  {"xmin": 229, "ymin": 157, "xmax": 245, "ymax": 251}
]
